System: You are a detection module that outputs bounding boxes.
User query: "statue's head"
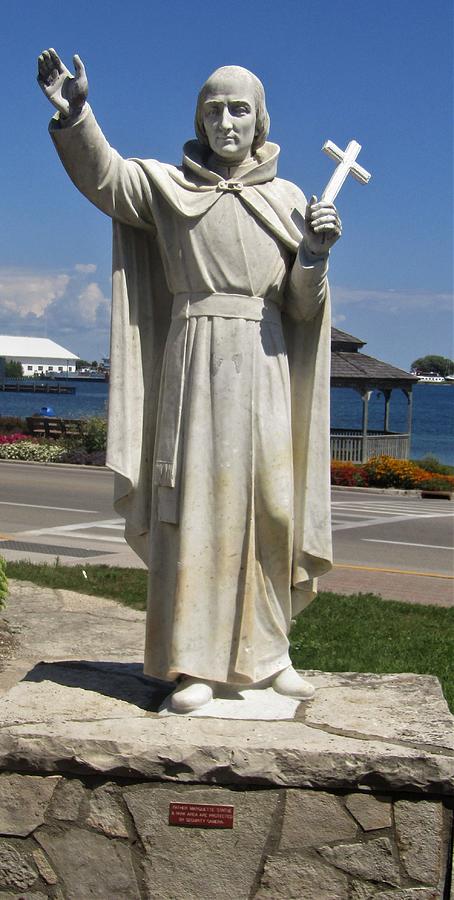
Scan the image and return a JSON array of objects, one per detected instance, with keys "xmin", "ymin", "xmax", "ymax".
[{"xmin": 195, "ymin": 66, "xmax": 270, "ymax": 163}]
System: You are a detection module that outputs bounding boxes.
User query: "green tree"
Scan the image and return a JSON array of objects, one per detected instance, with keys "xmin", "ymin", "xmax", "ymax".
[
  {"xmin": 411, "ymin": 355, "xmax": 454, "ymax": 377},
  {"xmin": 5, "ymin": 360, "xmax": 23, "ymax": 378}
]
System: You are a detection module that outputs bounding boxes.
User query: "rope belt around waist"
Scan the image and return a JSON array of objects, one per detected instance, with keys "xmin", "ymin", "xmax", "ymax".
[
  {"xmin": 154, "ymin": 292, "xmax": 282, "ymax": 491},
  {"xmin": 172, "ymin": 291, "xmax": 282, "ymax": 323}
]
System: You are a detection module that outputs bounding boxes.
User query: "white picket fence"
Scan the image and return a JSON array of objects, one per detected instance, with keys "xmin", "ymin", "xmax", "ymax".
[{"xmin": 330, "ymin": 430, "xmax": 410, "ymax": 462}]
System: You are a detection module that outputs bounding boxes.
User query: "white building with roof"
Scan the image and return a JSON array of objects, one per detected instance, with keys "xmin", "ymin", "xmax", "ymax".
[{"xmin": 0, "ymin": 336, "xmax": 79, "ymax": 376}]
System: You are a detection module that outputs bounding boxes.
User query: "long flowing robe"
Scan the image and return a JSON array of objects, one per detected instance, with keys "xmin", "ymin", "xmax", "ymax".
[{"xmin": 50, "ymin": 106, "xmax": 333, "ymax": 684}]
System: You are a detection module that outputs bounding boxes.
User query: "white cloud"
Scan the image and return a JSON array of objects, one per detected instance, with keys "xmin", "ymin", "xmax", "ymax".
[
  {"xmin": 76, "ymin": 282, "xmax": 109, "ymax": 326},
  {"xmin": 74, "ymin": 263, "xmax": 97, "ymax": 274},
  {"xmin": 0, "ymin": 265, "xmax": 111, "ymax": 358},
  {"xmin": 0, "ymin": 268, "xmax": 70, "ymax": 318},
  {"xmin": 331, "ymin": 284, "xmax": 453, "ymax": 312}
]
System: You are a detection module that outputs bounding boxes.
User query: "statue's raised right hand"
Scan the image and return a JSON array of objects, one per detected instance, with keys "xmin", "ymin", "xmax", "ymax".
[{"xmin": 37, "ymin": 48, "xmax": 88, "ymax": 118}]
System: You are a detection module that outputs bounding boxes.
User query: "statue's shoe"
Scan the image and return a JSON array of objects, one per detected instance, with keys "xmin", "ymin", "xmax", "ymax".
[
  {"xmin": 170, "ymin": 677, "xmax": 214, "ymax": 712},
  {"xmin": 272, "ymin": 666, "xmax": 315, "ymax": 700}
]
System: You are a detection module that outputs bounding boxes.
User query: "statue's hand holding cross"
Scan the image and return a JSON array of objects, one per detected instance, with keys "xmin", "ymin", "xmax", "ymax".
[
  {"xmin": 303, "ymin": 195, "xmax": 342, "ymax": 257},
  {"xmin": 304, "ymin": 138, "xmax": 371, "ymax": 257}
]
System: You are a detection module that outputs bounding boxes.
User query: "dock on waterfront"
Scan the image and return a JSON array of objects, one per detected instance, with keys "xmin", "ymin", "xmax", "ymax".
[{"xmin": 0, "ymin": 381, "xmax": 76, "ymax": 395}]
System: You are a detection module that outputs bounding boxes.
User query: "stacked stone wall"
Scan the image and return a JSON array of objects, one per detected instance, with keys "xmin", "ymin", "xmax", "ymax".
[{"xmin": 0, "ymin": 772, "xmax": 452, "ymax": 899}]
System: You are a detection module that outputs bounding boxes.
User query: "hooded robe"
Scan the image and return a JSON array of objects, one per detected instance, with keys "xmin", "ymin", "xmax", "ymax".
[{"xmin": 50, "ymin": 105, "xmax": 332, "ymax": 684}]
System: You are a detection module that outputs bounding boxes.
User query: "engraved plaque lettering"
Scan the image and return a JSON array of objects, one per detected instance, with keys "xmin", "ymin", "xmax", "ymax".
[{"xmin": 169, "ymin": 802, "xmax": 234, "ymax": 828}]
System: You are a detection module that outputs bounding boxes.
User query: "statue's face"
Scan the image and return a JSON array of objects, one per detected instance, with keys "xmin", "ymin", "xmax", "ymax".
[{"xmin": 202, "ymin": 72, "xmax": 256, "ymax": 163}]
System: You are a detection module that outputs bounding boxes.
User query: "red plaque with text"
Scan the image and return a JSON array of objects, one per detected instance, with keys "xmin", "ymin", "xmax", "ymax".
[{"xmin": 169, "ymin": 802, "xmax": 234, "ymax": 828}]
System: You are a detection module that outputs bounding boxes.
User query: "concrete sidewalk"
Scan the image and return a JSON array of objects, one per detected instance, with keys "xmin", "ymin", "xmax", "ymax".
[
  {"xmin": 0, "ymin": 579, "xmax": 146, "ymax": 696},
  {"xmin": 320, "ymin": 564, "xmax": 453, "ymax": 607}
]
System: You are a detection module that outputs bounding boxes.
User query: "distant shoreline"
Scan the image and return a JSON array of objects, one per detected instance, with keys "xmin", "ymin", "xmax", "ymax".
[{"xmin": 0, "ymin": 382, "xmax": 452, "ymax": 465}]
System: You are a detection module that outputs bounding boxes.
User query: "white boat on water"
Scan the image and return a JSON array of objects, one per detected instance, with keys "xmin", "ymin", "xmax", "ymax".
[{"xmin": 414, "ymin": 373, "xmax": 450, "ymax": 383}]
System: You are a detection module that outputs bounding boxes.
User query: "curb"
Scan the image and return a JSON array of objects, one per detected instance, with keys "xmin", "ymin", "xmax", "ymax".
[
  {"xmin": 0, "ymin": 461, "xmax": 452, "ymax": 498},
  {"xmin": 332, "ymin": 484, "xmax": 453, "ymax": 500},
  {"xmin": 331, "ymin": 485, "xmax": 420, "ymax": 496},
  {"xmin": 420, "ymin": 490, "xmax": 453, "ymax": 501},
  {"xmin": 0, "ymin": 459, "xmax": 109, "ymax": 472}
]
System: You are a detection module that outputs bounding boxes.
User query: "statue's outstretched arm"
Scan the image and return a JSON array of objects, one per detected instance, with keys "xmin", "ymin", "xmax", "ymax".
[
  {"xmin": 38, "ymin": 48, "xmax": 88, "ymax": 119},
  {"xmin": 38, "ymin": 49, "xmax": 155, "ymax": 230}
]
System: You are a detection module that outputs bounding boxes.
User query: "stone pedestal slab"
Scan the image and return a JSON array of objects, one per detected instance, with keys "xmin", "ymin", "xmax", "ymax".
[
  {"xmin": 0, "ymin": 664, "xmax": 452, "ymax": 898},
  {"xmin": 0, "ymin": 663, "xmax": 452, "ymax": 792}
]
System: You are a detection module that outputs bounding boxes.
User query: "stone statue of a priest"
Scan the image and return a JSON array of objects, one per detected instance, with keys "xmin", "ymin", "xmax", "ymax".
[{"xmin": 38, "ymin": 49, "xmax": 341, "ymax": 712}]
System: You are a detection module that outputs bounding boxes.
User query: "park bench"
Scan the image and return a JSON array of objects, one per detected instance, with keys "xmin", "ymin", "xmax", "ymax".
[{"xmin": 26, "ymin": 417, "xmax": 85, "ymax": 440}]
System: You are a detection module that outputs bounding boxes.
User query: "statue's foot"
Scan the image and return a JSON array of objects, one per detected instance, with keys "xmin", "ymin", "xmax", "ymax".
[
  {"xmin": 170, "ymin": 677, "xmax": 213, "ymax": 713},
  {"xmin": 272, "ymin": 666, "xmax": 315, "ymax": 700}
]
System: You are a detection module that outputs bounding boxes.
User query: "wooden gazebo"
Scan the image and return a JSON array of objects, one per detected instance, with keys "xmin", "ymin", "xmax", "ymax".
[{"xmin": 330, "ymin": 328, "xmax": 418, "ymax": 462}]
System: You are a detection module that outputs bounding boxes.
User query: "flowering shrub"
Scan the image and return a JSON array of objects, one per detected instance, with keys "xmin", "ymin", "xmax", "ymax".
[
  {"xmin": 0, "ymin": 417, "xmax": 28, "ymax": 435},
  {"xmin": 0, "ymin": 433, "xmax": 30, "ymax": 445},
  {"xmin": 417, "ymin": 477, "xmax": 454, "ymax": 491},
  {"xmin": 331, "ymin": 456, "xmax": 454, "ymax": 490},
  {"xmin": 363, "ymin": 456, "xmax": 454, "ymax": 490},
  {"xmin": 331, "ymin": 461, "xmax": 369, "ymax": 486},
  {"xmin": 0, "ymin": 440, "xmax": 67, "ymax": 462},
  {"xmin": 362, "ymin": 456, "xmax": 420, "ymax": 488},
  {"xmin": 0, "ymin": 415, "xmax": 107, "ymax": 463},
  {"xmin": 82, "ymin": 417, "xmax": 107, "ymax": 453},
  {"xmin": 415, "ymin": 456, "xmax": 454, "ymax": 476},
  {"xmin": 61, "ymin": 447, "xmax": 106, "ymax": 466}
]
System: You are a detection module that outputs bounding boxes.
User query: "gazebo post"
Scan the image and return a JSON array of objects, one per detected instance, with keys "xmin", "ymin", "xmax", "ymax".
[
  {"xmin": 404, "ymin": 388, "xmax": 414, "ymax": 459},
  {"xmin": 383, "ymin": 389, "xmax": 392, "ymax": 432},
  {"xmin": 361, "ymin": 389, "xmax": 372, "ymax": 462},
  {"xmin": 330, "ymin": 328, "xmax": 418, "ymax": 462}
]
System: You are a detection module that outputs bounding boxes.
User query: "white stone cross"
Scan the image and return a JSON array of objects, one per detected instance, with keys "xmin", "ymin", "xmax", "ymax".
[{"xmin": 321, "ymin": 139, "xmax": 371, "ymax": 203}]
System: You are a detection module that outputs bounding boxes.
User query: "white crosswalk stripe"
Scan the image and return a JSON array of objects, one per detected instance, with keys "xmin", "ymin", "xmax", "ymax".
[
  {"xmin": 22, "ymin": 518, "xmax": 126, "ymax": 544},
  {"xmin": 17, "ymin": 500, "xmax": 454, "ymax": 542},
  {"xmin": 331, "ymin": 497, "xmax": 453, "ymax": 531}
]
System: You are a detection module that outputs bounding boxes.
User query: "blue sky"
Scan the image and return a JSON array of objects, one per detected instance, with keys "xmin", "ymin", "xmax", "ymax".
[{"xmin": 1, "ymin": 0, "xmax": 452, "ymax": 367}]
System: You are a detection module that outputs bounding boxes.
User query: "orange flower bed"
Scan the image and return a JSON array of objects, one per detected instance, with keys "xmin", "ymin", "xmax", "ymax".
[
  {"xmin": 364, "ymin": 456, "xmax": 454, "ymax": 489},
  {"xmin": 331, "ymin": 455, "xmax": 454, "ymax": 490},
  {"xmin": 331, "ymin": 460, "xmax": 369, "ymax": 487}
]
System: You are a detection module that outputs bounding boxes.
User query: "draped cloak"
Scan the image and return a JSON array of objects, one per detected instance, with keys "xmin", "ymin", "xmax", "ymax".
[{"xmin": 50, "ymin": 105, "xmax": 333, "ymax": 684}]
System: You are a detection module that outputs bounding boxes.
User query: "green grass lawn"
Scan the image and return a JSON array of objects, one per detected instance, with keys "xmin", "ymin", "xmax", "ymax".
[
  {"xmin": 5, "ymin": 560, "xmax": 454, "ymax": 711},
  {"xmin": 290, "ymin": 592, "xmax": 453, "ymax": 711},
  {"xmin": 6, "ymin": 560, "xmax": 148, "ymax": 609}
]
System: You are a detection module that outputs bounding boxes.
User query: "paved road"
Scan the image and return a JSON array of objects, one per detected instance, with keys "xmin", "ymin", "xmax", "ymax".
[
  {"xmin": 0, "ymin": 462, "xmax": 452, "ymax": 604},
  {"xmin": 0, "ymin": 461, "xmax": 128, "ymax": 563},
  {"xmin": 325, "ymin": 488, "xmax": 454, "ymax": 605},
  {"xmin": 332, "ymin": 489, "xmax": 453, "ymax": 576}
]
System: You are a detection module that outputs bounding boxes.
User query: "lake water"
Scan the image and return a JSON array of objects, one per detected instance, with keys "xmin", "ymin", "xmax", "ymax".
[
  {"xmin": 1, "ymin": 381, "xmax": 453, "ymax": 465},
  {"xmin": 0, "ymin": 380, "xmax": 109, "ymax": 422},
  {"xmin": 331, "ymin": 384, "xmax": 454, "ymax": 465}
]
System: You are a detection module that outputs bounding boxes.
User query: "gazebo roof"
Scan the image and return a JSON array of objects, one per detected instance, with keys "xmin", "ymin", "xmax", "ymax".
[
  {"xmin": 331, "ymin": 328, "xmax": 417, "ymax": 389},
  {"xmin": 331, "ymin": 327, "xmax": 366, "ymax": 350}
]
